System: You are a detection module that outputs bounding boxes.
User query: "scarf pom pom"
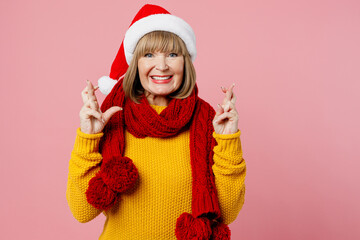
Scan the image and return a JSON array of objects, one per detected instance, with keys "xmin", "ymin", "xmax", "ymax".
[
  {"xmin": 86, "ymin": 172, "xmax": 119, "ymax": 210},
  {"xmin": 175, "ymin": 213, "xmax": 212, "ymax": 240},
  {"xmin": 101, "ymin": 156, "xmax": 139, "ymax": 193},
  {"xmin": 211, "ymin": 222, "xmax": 231, "ymax": 240}
]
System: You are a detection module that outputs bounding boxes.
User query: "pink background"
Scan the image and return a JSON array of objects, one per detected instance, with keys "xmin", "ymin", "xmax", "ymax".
[{"xmin": 1, "ymin": 0, "xmax": 359, "ymax": 239}]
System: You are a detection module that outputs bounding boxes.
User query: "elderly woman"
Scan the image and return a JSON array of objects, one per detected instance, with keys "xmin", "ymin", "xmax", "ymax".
[{"xmin": 66, "ymin": 4, "xmax": 246, "ymax": 240}]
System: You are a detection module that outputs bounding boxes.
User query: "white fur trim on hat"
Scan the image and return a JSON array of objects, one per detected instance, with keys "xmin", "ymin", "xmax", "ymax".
[
  {"xmin": 123, "ymin": 14, "xmax": 196, "ymax": 64},
  {"xmin": 98, "ymin": 76, "xmax": 118, "ymax": 95}
]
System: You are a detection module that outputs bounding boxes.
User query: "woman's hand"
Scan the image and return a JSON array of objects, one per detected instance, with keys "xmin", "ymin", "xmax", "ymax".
[
  {"xmin": 79, "ymin": 80, "xmax": 122, "ymax": 134},
  {"xmin": 213, "ymin": 83, "xmax": 239, "ymax": 135}
]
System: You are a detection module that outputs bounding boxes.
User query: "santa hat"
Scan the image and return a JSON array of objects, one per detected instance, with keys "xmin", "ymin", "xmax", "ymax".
[{"xmin": 98, "ymin": 4, "xmax": 196, "ymax": 95}]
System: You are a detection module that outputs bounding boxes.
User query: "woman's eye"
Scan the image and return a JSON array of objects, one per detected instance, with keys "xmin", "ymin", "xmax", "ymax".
[
  {"xmin": 144, "ymin": 53, "xmax": 153, "ymax": 58},
  {"xmin": 169, "ymin": 53, "xmax": 178, "ymax": 57}
]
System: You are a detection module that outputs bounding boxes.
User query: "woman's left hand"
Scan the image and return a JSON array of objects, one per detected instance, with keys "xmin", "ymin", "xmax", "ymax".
[{"xmin": 213, "ymin": 83, "xmax": 239, "ymax": 135}]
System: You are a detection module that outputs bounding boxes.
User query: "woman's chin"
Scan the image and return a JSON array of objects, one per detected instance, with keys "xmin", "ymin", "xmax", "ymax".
[
  {"xmin": 151, "ymin": 92, "xmax": 172, "ymax": 98},
  {"xmin": 149, "ymin": 88, "xmax": 175, "ymax": 97}
]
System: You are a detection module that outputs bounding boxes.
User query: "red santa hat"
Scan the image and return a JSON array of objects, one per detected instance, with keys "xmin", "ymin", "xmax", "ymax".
[{"xmin": 98, "ymin": 4, "xmax": 196, "ymax": 95}]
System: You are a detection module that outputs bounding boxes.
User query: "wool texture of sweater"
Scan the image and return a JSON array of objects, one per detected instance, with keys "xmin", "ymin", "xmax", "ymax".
[{"xmin": 66, "ymin": 105, "xmax": 246, "ymax": 239}]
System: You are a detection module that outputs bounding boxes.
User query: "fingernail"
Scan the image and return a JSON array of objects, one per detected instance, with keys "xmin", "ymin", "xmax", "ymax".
[
  {"xmin": 217, "ymin": 104, "xmax": 221, "ymax": 108},
  {"xmin": 102, "ymin": 118, "xmax": 105, "ymax": 123}
]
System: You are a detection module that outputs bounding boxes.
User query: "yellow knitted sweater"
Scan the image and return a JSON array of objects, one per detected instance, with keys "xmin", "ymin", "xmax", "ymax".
[{"xmin": 66, "ymin": 105, "xmax": 246, "ymax": 239}]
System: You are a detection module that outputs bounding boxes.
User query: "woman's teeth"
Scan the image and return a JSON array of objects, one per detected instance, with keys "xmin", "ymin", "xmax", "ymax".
[{"xmin": 151, "ymin": 76, "xmax": 172, "ymax": 80}]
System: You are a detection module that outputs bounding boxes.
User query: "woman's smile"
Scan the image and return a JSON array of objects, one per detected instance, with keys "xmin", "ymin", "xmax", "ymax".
[{"xmin": 151, "ymin": 75, "xmax": 173, "ymax": 84}]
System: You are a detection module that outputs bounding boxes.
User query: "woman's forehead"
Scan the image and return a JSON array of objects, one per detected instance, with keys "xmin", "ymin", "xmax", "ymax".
[
  {"xmin": 140, "ymin": 42, "xmax": 183, "ymax": 53},
  {"xmin": 133, "ymin": 32, "xmax": 190, "ymax": 59}
]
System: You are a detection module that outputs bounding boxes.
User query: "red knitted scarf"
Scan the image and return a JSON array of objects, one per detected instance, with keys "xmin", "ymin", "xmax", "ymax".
[{"xmin": 86, "ymin": 80, "xmax": 230, "ymax": 239}]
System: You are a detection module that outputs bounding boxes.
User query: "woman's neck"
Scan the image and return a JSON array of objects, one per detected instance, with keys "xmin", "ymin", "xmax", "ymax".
[{"xmin": 145, "ymin": 92, "xmax": 170, "ymax": 106}]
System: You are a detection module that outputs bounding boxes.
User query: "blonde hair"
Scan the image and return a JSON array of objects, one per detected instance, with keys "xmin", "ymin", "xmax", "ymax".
[{"xmin": 123, "ymin": 31, "xmax": 196, "ymax": 103}]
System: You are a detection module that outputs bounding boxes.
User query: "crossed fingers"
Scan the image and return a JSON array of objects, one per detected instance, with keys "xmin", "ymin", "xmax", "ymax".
[
  {"xmin": 82, "ymin": 80, "xmax": 100, "ymax": 111},
  {"xmin": 220, "ymin": 83, "xmax": 237, "ymax": 113}
]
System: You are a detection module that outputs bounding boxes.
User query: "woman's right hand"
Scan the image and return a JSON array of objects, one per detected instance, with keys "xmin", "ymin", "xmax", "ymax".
[{"xmin": 79, "ymin": 80, "xmax": 122, "ymax": 134}]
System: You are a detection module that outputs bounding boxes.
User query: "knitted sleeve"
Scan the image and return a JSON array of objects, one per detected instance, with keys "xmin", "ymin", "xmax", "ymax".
[
  {"xmin": 66, "ymin": 128, "xmax": 104, "ymax": 223},
  {"xmin": 212, "ymin": 130, "xmax": 246, "ymax": 225}
]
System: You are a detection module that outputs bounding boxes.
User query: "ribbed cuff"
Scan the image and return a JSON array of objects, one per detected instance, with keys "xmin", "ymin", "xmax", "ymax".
[
  {"xmin": 212, "ymin": 130, "xmax": 241, "ymax": 154},
  {"xmin": 73, "ymin": 128, "xmax": 104, "ymax": 154}
]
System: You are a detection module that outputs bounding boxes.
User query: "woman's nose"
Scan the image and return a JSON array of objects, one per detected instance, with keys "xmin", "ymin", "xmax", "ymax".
[{"xmin": 155, "ymin": 56, "xmax": 169, "ymax": 71}]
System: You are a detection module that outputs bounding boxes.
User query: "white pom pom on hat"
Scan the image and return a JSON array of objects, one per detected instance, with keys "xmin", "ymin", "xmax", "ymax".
[
  {"xmin": 98, "ymin": 4, "xmax": 196, "ymax": 95},
  {"xmin": 98, "ymin": 76, "xmax": 118, "ymax": 95}
]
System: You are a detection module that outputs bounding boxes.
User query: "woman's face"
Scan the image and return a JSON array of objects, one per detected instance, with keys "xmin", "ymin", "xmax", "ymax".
[{"xmin": 138, "ymin": 51, "xmax": 184, "ymax": 98}]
